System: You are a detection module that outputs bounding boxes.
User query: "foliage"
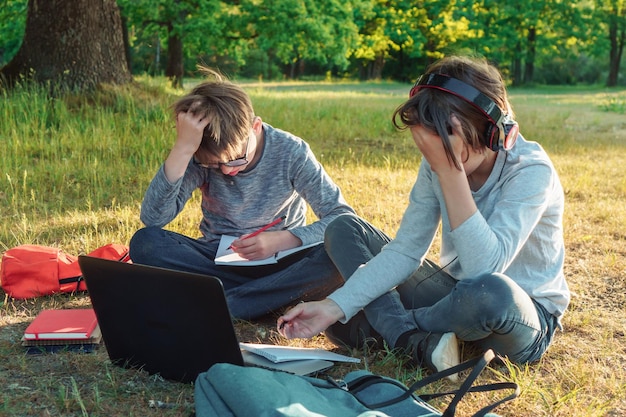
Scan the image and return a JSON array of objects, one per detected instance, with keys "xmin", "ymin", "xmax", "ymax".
[
  {"xmin": 0, "ymin": 0, "xmax": 624, "ymax": 85},
  {"xmin": 241, "ymin": 0, "xmax": 359, "ymax": 72},
  {"xmin": 0, "ymin": 0, "xmax": 27, "ymax": 66}
]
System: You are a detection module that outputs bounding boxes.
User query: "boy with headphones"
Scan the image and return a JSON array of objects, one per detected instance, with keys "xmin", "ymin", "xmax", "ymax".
[{"xmin": 278, "ymin": 55, "xmax": 570, "ymax": 378}]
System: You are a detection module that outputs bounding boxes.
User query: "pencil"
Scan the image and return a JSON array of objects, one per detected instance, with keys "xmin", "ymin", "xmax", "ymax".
[{"xmin": 228, "ymin": 215, "xmax": 286, "ymax": 250}]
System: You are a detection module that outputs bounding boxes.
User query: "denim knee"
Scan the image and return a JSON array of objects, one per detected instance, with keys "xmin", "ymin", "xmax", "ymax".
[
  {"xmin": 324, "ymin": 213, "xmax": 360, "ymax": 245},
  {"xmin": 453, "ymin": 273, "xmax": 518, "ymax": 320},
  {"xmin": 128, "ymin": 226, "xmax": 162, "ymax": 262}
]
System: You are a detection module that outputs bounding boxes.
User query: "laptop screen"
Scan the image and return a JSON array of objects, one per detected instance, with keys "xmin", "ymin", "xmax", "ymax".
[{"xmin": 78, "ymin": 256, "xmax": 244, "ymax": 383}]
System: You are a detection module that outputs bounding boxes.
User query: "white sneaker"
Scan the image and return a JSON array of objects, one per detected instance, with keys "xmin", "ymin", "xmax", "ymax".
[
  {"xmin": 429, "ymin": 332, "xmax": 460, "ymax": 381},
  {"xmin": 408, "ymin": 331, "xmax": 460, "ymax": 382}
]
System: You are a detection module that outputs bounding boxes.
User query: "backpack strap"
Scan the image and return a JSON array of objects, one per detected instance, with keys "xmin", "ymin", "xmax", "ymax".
[
  {"xmin": 357, "ymin": 349, "xmax": 520, "ymax": 416},
  {"xmin": 346, "ymin": 374, "xmax": 409, "ymax": 394},
  {"xmin": 58, "ymin": 275, "xmax": 85, "ymax": 292}
]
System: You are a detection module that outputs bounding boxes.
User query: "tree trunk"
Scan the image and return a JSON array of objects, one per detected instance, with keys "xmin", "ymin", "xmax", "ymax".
[
  {"xmin": 607, "ymin": 17, "xmax": 624, "ymax": 87},
  {"xmin": 371, "ymin": 53, "xmax": 384, "ymax": 80},
  {"xmin": 165, "ymin": 27, "xmax": 184, "ymax": 89},
  {"xmin": 118, "ymin": 5, "xmax": 133, "ymax": 75},
  {"xmin": 511, "ymin": 43, "xmax": 523, "ymax": 87},
  {"xmin": 1, "ymin": 0, "xmax": 131, "ymax": 91},
  {"xmin": 524, "ymin": 27, "xmax": 536, "ymax": 84},
  {"xmin": 289, "ymin": 61, "xmax": 296, "ymax": 79}
]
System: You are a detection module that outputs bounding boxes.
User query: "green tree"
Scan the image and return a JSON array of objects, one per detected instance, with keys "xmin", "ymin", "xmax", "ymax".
[
  {"xmin": 119, "ymin": 0, "xmax": 225, "ymax": 88},
  {"xmin": 0, "ymin": 0, "xmax": 27, "ymax": 67},
  {"xmin": 459, "ymin": 0, "xmax": 582, "ymax": 85},
  {"xmin": 557, "ymin": 0, "xmax": 623, "ymax": 85},
  {"xmin": 350, "ymin": 0, "xmax": 471, "ymax": 81},
  {"xmin": 239, "ymin": 0, "xmax": 360, "ymax": 78},
  {"xmin": 350, "ymin": 0, "xmax": 394, "ymax": 80}
]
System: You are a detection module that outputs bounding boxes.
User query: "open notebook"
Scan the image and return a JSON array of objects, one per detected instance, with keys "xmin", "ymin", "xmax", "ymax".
[
  {"xmin": 78, "ymin": 256, "xmax": 357, "ymax": 383},
  {"xmin": 214, "ymin": 235, "xmax": 322, "ymax": 266}
]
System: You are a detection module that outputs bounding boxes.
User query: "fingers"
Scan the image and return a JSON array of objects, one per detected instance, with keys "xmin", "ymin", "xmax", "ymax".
[
  {"xmin": 277, "ymin": 304, "xmax": 307, "ymax": 338},
  {"xmin": 231, "ymin": 233, "xmax": 281, "ymax": 260},
  {"xmin": 174, "ymin": 104, "xmax": 211, "ymax": 155},
  {"xmin": 229, "ymin": 236, "xmax": 262, "ymax": 260},
  {"xmin": 276, "ymin": 299, "xmax": 344, "ymax": 339},
  {"xmin": 177, "ymin": 108, "xmax": 209, "ymax": 129},
  {"xmin": 449, "ymin": 114, "xmax": 462, "ymax": 130},
  {"xmin": 279, "ymin": 303, "xmax": 304, "ymax": 326}
]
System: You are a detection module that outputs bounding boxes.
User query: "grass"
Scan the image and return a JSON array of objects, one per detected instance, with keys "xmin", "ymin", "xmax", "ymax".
[{"xmin": 1, "ymin": 77, "xmax": 626, "ymax": 416}]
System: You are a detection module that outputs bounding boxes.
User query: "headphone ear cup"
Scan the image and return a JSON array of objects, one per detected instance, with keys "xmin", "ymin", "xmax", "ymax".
[
  {"xmin": 485, "ymin": 119, "xmax": 519, "ymax": 151},
  {"xmin": 502, "ymin": 121, "xmax": 519, "ymax": 151}
]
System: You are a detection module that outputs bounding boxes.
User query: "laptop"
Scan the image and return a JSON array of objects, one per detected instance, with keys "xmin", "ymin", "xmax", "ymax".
[{"xmin": 77, "ymin": 256, "xmax": 333, "ymax": 383}]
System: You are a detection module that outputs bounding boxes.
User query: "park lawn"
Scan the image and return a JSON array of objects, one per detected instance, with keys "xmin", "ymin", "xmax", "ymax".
[{"xmin": 1, "ymin": 78, "xmax": 625, "ymax": 416}]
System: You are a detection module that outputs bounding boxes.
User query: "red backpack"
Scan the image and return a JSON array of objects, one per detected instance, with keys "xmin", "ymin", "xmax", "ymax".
[{"xmin": 0, "ymin": 243, "xmax": 130, "ymax": 299}]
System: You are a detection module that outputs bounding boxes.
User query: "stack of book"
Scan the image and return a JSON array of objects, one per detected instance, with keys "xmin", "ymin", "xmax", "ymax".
[{"xmin": 21, "ymin": 308, "xmax": 101, "ymax": 353}]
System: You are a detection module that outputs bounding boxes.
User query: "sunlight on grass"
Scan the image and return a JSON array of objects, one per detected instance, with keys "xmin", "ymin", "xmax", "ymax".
[{"xmin": 1, "ymin": 78, "xmax": 625, "ymax": 416}]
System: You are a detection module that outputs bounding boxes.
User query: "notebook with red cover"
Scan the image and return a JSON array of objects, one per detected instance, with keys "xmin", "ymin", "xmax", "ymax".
[{"xmin": 23, "ymin": 308, "xmax": 98, "ymax": 340}]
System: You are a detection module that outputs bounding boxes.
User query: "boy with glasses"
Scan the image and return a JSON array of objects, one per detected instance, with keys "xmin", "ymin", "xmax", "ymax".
[{"xmin": 129, "ymin": 67, "xmax": 354, "ymax": 320}]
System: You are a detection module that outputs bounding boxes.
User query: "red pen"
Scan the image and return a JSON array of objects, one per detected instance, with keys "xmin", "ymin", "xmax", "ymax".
[{"xmin": 229, "ymin": 215, "xmax": 286, "ymax": 250}]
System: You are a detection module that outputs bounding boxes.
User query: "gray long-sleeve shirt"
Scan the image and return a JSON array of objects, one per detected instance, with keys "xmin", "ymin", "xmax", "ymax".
[
  {"xmin": 329, "ymin": 135, "xmax": 570, "ymax": 323},
  {"xmin": 140, "ymin": 123, "xmax": 354, "ymax": 245}
]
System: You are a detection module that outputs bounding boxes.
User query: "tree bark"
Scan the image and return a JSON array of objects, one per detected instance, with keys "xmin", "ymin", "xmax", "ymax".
[
  {"xmin": 165, "ymin": 27, "xmax": 184, "ymax": 89},
  {"xmin": 524, "ymin": 27, "xmax": 536, "ymax": 84},
  {"xmin": 607, "ymin": 17, "xmax": 624, "ymax": 87},
  {"xmin": 511, "ymin": 42, "xmax": 523, "ymax": 87},
  {"xmin": 371, "ymin": 53, "xmax": 384, "ymax": 80},
  {"xmin": 1, "ymin": 0, "xmax": 131, "ymax": 91}
]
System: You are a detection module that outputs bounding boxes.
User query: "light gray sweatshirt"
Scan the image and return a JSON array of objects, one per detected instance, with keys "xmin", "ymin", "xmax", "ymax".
[
  {"xmin": 140, "ymin": 123, "xmax": 354, "ymax": 245},
  {"xmin": 329, "ymin": 135, "xmax": 570, "ymax": 323}
]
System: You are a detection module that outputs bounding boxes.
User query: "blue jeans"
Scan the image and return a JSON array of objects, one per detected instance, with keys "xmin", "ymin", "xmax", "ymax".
[
  {"xmin": 324, "ymin": 214, "xmax": 558, "ymax": 363},
  {"xmin": 129, "ymin": 226, "xmax": 343, "ymax": 320}
]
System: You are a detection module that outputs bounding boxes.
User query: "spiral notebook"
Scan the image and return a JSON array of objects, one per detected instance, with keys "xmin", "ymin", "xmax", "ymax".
[
  {"xmin": 240, "ymin": 343, "xmax": 360, "ymax": 364},
  {"xmin": 78, "ymin": 256, "xmax": 346, "ymax": 383}
]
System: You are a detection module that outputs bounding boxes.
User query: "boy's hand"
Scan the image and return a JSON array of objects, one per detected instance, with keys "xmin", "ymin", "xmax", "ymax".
[
  {"xmin": 164, "ymin": 105, "xmax": 210, "ymax": 182},
  {"xmin": 174, "ymin": 107, "xmax": 210, "ymax": 154},
  {"xmin": 411, "ymin": 115, "xmax": 465, "ymax": 174},
  {"xmin": 230, "ymin": 230, "xmax": 301, "ymax": 261},
  {"xmin": 277, "ymin": 299, "xmax": 345, "ymax": 339}
]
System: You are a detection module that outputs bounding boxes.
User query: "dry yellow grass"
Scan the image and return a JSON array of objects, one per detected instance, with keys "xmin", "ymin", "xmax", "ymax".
[{"xmin": 1, "ymin": 80, "xmax": 625, "ymax": 416}]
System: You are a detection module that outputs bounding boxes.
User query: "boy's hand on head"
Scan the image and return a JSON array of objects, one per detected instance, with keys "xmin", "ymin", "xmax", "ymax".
[
  {"xmin": 174, "ymin": 107, "xmax": 210, "ymax": 154},
  {"xmin": 411, "ymin": 115, "xmax": 465, "ymax": 174},
  {"xmin": 164, "ymin": 105, "xmax": 210, "ymax": 183}
]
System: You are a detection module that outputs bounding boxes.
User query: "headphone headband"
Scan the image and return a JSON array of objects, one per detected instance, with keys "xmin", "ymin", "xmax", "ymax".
[
  {"xmin": 409, "ymin": 73, "xmax": 518, "ymax": 151},
  {"xmin": 411, "ymin": 73, "xmax": 504, "ymax": 127}
]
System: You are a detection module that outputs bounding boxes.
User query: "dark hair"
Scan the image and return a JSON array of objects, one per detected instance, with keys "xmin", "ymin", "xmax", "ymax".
[
  {"xmin": 173, "ymin": 67, "xmax": 255, "ymax": 160},
  {"xmin": 392, "ymin": 56, "xmax": 512, "ymax": 169}
]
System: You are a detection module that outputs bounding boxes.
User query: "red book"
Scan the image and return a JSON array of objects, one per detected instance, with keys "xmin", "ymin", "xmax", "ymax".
[{"xmin": 23, "ymin": 309, "xmax": 98, "ymax": 340}]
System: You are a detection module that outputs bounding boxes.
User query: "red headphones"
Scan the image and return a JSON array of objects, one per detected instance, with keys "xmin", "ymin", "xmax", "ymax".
[{"xmin": 409, "ymin": 73, "xmax": 519, "ymax": 151}]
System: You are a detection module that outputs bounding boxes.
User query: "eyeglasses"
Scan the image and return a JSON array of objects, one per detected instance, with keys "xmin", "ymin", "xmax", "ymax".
[{"xmin": 194, "ymin": 134, "xmax": 250, "ymax": 169}]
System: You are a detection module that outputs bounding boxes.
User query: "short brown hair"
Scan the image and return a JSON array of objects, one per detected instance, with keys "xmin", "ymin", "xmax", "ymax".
[
  {"xmin": 173, "ymin": 67, "xmax": 255, "ymax": 160},
  {"xmin": 393, "ymin": 56, "xmax": 513, "ymax": 169}
]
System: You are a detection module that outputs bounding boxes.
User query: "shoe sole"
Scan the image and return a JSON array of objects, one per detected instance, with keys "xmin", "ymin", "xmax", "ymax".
[{"xmin": 431, "ymin": 332, "xmax": 460, "ymax": 382}]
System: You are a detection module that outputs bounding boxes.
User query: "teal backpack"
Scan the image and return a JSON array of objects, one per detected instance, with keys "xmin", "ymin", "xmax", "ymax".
[{"xmin": 194, "ymin": 349, "xmax": 519, "ymax": 417}]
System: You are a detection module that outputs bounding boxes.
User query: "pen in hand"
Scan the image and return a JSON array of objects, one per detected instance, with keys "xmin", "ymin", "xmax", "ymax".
[{"xmin": 228, "ymin": 215, "xmax": 286, "ymax": 250}]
